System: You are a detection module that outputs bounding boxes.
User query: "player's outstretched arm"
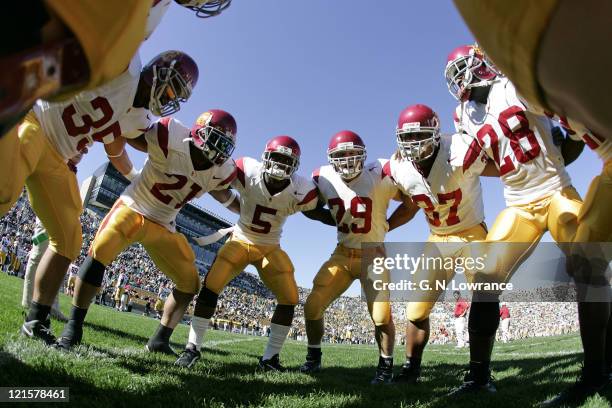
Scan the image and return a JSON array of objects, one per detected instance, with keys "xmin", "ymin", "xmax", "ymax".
[
  {"xmin": 209, "ymin": 188, "xmax": 240, "ymax": 214},
  {"xmin": 302, "ymin": 199, "xmax": 335, "ymax": 226},
  {"xmin": 387, "ymin": 193, "xmax": 419, "ymax": 231},
  {"xmin": 104, "ymin": 137, "xmax": 139, "ymax": 181}
]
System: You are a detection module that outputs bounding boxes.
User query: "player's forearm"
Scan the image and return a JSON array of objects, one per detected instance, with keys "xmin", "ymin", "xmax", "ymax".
[
  {"xmin": 387, "ymin": 197, "xmax": 419, "ymax": 231},
  {"xmin": 108, "ymin": 152, "xmax": 131, "ymax": 175},
  {"xmin": 226, "ymin": 198, "xmax": 240, "ymax": 214},
  {"xmin": 302, "ymin": 207, "xmax": 335, "ymax": 226},
  {"xmin": 105, "ymin": 138, "xmax": 136, "ymax": 177},
  {"xmin": 209, "ymin": 189, "xmax": 240, "ymax": 214}
]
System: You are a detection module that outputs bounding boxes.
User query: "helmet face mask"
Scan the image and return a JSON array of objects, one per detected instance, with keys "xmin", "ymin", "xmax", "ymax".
[
  {"xmin": 395, "ymin": 104, "xmax": 441, "ymax": 162},
  {"xmin": 445, "ymin": 45, "xmax": 499, "ymax": 101},
  {"xmin": 194, "ymin": 125, "xmax": 235, "ymax": 165},
  {"xmin": 328, "ymin": 146, "xmax": 367, "ymax": 180},
  {"xmin": 445, "ymin": 55, "xmax": 474, "ymax": 102},
  {"xmin": 190, "ymin": 109, "xmax": 237, "ymax": 165},
  {"xmin": 175, "ymin": 0, "xmax": 232, "ymax": 18},
  {"xmin": 262, "ymin": 150, "xmax": 299, "ymax": 180},
  {"xmin": 261, "ymin": 136, "xmax": 301, "ymax": 181},
  {"xmin": 146, "ymin": 54, "xmax": 196, "ymax": 117},
  {"xmin": 396, "ymin": 128, "xmax": 440, "ymax": 162}
]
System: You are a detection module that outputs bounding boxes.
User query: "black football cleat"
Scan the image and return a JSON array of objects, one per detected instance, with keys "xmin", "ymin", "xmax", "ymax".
[
  {"xmin": 394, "ymin": 362, "xmax": 421, "ymax": 384},
  {"xmin": 53, "ymin": 321, "xmax": 83, "ymax": 351},
  {"xmin": 258, "ymin": 354, "xmax": 286, "ymax": 372},
  {"xmin": 175, "ymin": 343, "xmax": 201, "ymax": 368},
  {"xmin": 447, "ymin": 371, "xmax": 497, "ymax": 396},
  {"xmin": 299, "ymin": 358, "xmax": 322, "ymax": 374},
  {"xmin": 20, "ymin": 319, "xmax": 56, "ymax": 345},
  {"xmin": 370, "ymin": 367, "xmax": 394, "ymax": 385},
  {"xmin": 145, "ymin": 339, "xmax": 178, "ymax": 357},
  {"xmin": 539, "ymin": 372, "xmax": 609, "ymax": 407}
]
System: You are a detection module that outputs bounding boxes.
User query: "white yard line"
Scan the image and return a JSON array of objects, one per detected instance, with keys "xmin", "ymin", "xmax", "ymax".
[{"xmin": 203, "ymin": 337, "xmax": 259, "ymax": 347}]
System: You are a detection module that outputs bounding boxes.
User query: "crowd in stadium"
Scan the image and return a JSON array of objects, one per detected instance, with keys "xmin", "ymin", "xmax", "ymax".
[{"xmin": 2, "ymin": 192, "xmax": 579, "ymax": 344}]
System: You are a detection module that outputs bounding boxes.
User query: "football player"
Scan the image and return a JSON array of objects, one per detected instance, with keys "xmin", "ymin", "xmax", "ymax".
[
  {"xmin": 445, "ymin": 44, "xmax": 584, "ymax": 396},
  {"xmin": 299, "ymin": 130, "xmax": 413, "ymax": 384},
  {"xmin": 175, "ymin": 135, "xmax": 335, "ymax": 370},
  {"xmin": 453, "ymin": 0, "xmax": 612, "ymax": 140},
  {"xmin": 541, "ymin": 118, "xmax": 612, "ymax": 406},
  {"xmin": 12, "ymin": 51, "xmax": 198, "ymax": 345},
  {"xmin": 54, "ymin": 109, "xmax": 237, "ymax": 351},
  {"xmin": 387, "ymin": 104, "xmax": 497, "ymax": 384}
]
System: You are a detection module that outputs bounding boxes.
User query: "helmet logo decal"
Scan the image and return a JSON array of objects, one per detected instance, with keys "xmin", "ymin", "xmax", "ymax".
[{"xmin": 275, "ymin": 145, "xmax": 292, "ymax": 155}]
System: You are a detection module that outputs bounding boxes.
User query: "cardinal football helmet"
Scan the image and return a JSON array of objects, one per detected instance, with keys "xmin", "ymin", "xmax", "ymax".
[
  {"xmin": 142, "ymin": 50, "xmax": 199, "ymax": 117},
  {"xmin": 327, "ymin": 130, "xmax": 367, "ymax": 179},
  {"xmin": 445, "ymin": 44, "xmax": 499, "ymax": 101},
  {"xmin": 262, "ymin": 136, "xmax": 301, "ymax": 180},
  {"xmin": 191, "ymin": 109, "xmax": 237, "ymax": 165},
  {"xmin": 396, "ymin": 104, "xmax": 441, "ymax": 162}
]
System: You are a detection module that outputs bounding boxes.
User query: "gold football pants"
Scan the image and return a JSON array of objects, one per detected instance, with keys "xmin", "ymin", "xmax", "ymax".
[
  {"xmin": 475, "ymin": 187, "xmax": 582, "ymax": 284},
  {"xmin": 0, "ymin": 112, "xmax": 82, "ymax": 259},
  {"xmin": 89, "ymin": 200, "xmax": 200, "ymax": 294},
  {"xmin": 204, "ymin": 237, "xmax": 299, "ymax": 305},
  {"xmin": 406, "ymin": 223, "xmax": 488, "ymax": 322},
  {"xmin": 304, "ymin": 245, "xmax": 392, "ymax": 326}
]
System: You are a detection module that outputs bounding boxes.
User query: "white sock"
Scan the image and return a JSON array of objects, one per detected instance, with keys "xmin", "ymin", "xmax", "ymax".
[
  {"xmin": 262, "ymin": 323, "xmax": 290, "ymax": 360},
  {"xmin": 188, "ymin": 316, "xmax": 210, "ymax": 351}
]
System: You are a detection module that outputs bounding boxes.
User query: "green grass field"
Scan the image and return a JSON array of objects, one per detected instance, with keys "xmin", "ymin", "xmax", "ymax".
[{"xmin": 0, "ymin": 273, "xmax": 610, "ymax": 408}]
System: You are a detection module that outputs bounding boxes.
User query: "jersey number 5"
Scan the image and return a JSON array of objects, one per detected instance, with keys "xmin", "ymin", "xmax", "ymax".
[{"xmin": 251, "ymin": 204, "xmax": 278, "ymax": 234}]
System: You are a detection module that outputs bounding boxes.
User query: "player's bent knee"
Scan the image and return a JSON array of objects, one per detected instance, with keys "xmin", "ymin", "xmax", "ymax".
[
  {"xmin": 304, "ymin": 293, "xmax": 325, "ymax": 321},
  {"xmin": 277, "ymin": 293, "xmax": 298, "ymax": 306},
  {"xmin": 370, "ymin": 302, "xmax": 391, "ymax": 326},
  {"xmin": 406, "ymin": 302, "xmax": 433, "ymax": 323},
  {"xmin": 176, "ymin": 272, "xmax": 201, "ymax": 295},
  {"xmin": 78, "ymin": 257, "xmax": 106, "ymax": 287},
  {"xmin": 171, "ymin": 288, "xmax": 195, "ymax": 304},
  {"xmin": 49, "ymin": 228, "xmax": 82, "ymax": 261}
]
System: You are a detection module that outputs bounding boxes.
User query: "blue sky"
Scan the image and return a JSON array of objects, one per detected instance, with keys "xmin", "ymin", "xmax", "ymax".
[{"xmin": 76, "ymin": 1, "xmax": 601, "ymax": 295}]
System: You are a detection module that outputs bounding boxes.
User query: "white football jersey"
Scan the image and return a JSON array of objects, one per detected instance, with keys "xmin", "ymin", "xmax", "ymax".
[
  {"xmin": 33, "ymin": 55, "xmax": 151, "ymax": 161},
  {"xmin": 314, "ymin": 160, "xmax": 398, "ymax": 249},
  {"xmin": 231, "ymin": 157, "xmax": 319, "ymax": 246},
  {"xmin": 121, "ymin": 117, "xmax": 236, "ymax": 232},
  {"xmin": 145, "ymin": 0, "xmax": 172, "ymax": 40},
  {"xmin": 390, "ymin": 133, "xmax": 487, "ymax": 235},
  {"xmin": 456, "ymin": 78, "xmax": 571, "ymax": 205}
]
